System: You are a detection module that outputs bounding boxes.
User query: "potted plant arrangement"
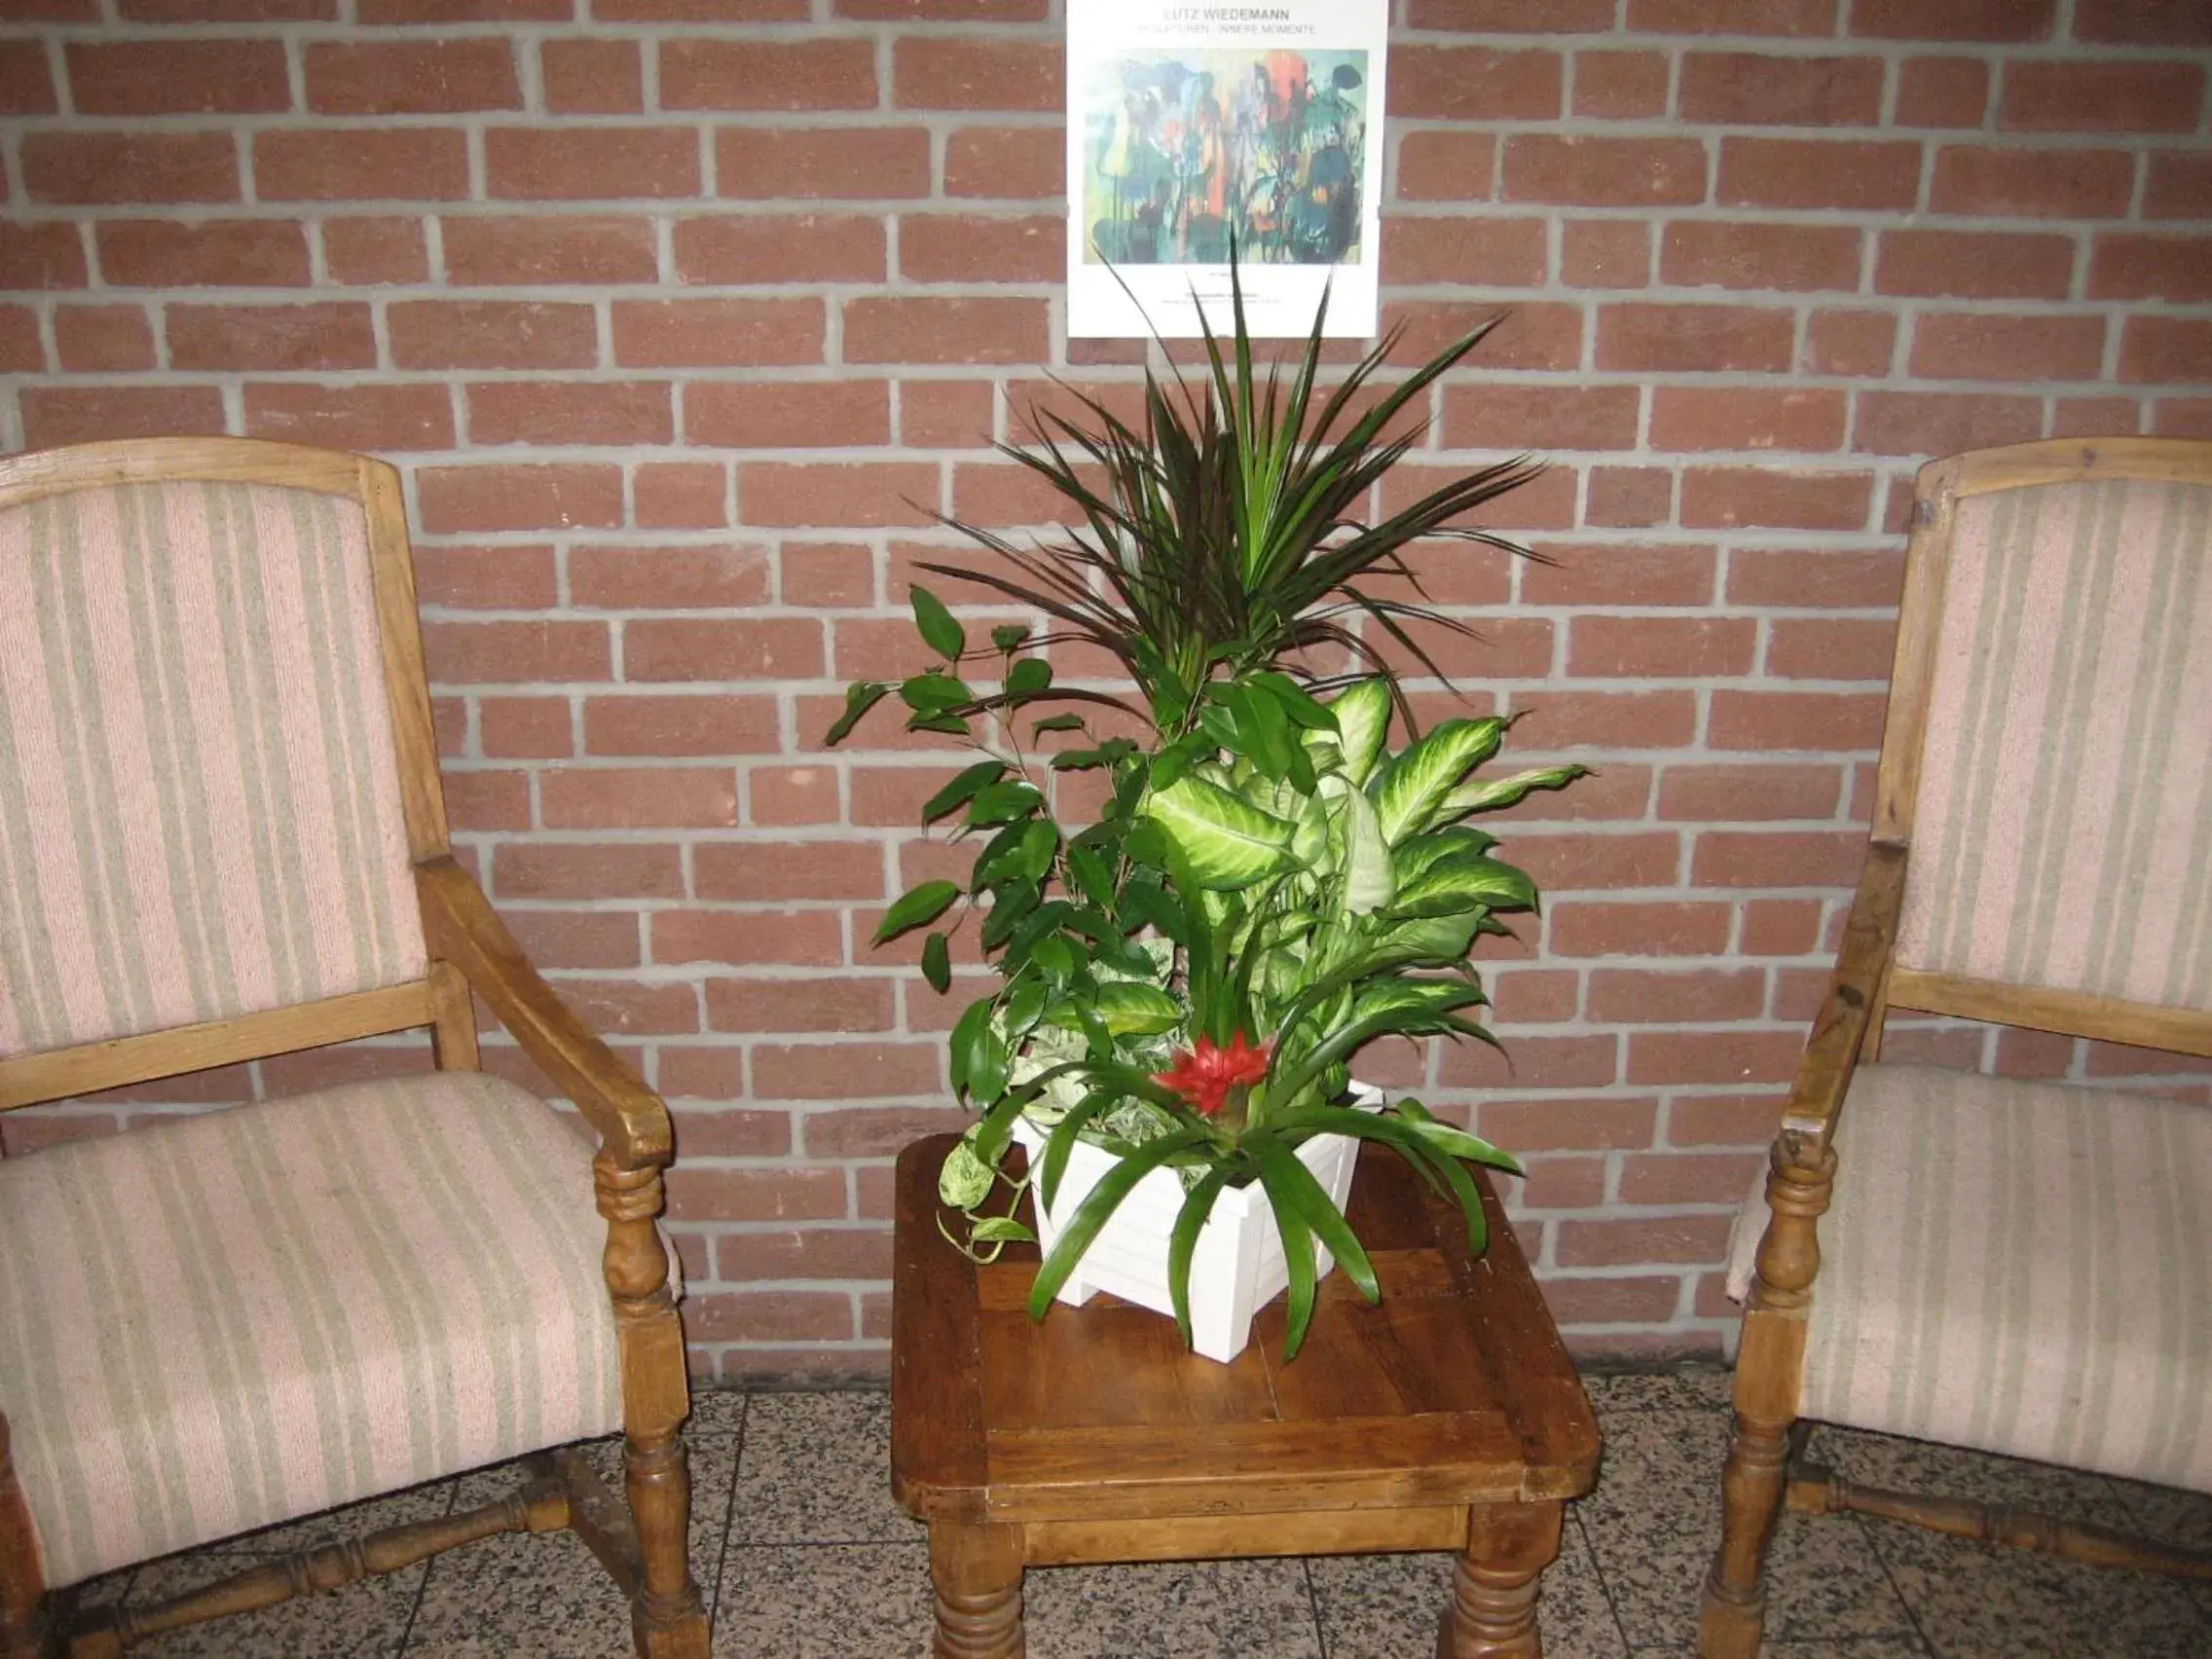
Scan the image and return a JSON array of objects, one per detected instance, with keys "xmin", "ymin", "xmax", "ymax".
[{"xmin": 826, "ymin": 283, "xmax": 1583, "ymax": 1361}]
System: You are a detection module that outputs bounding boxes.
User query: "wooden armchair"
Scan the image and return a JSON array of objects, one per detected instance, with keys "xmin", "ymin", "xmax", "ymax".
[
  {"xmin": 1698, "ymin": 437, "xmax": 2212, "ymax": 1657},
  {"xmin": 0, "ymin": 439, "xmax": 709, "ymax": 1658}
]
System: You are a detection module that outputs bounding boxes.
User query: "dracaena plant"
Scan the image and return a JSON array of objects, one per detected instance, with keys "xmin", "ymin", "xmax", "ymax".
[{"xmin": 822, "ymin": 276, "xmax": 1586, "ymax": 1357}]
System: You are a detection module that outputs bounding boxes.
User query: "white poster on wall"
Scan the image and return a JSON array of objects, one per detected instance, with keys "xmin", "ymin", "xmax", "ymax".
[{"xmin": 1064, "ymin": 0, "xmax": 1388, "ymax": 340}]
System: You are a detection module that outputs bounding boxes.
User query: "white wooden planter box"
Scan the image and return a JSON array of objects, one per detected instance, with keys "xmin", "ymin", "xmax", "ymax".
[{"xmin": 1010, "ymin": 1084, "xmax": 1384, "ymax": 1364}]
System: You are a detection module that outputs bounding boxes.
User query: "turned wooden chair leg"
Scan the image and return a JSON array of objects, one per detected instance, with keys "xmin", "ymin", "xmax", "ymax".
[
  {"xmin": 0, "ymin": 1419, "xmax": 53, "ymax": 1659},
  {"xmin": 929, "ymin": 1522, "xmax": 1024, "ymax": 1659},
  {"xmin": 1437, "ymin": 1500, "xmax": 1564, "ymax": 1659},
  {"xmin": 1700, "ymin": 1136, "xmax": 1833, "ymax": 1659},
  {"xmin": 627, "ymin": 1423, "xmax": 709, "ymax": 1658}
]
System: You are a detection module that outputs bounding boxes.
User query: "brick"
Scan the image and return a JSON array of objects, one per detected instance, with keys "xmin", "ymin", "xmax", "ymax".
[
  {"xmin": 782, "ymin": 541, "xmax": 877, "ymax": 605},
  {"xmin": 1658, "ymin": 762, "xmax": 1843, "ymax": 821},
  {"xmin": 254, "ymin": 129, "xmax": 470, "ymax": 201},
  {"xmin": 1395, "ymin": 133, "xmax": 1497, "ymax": 203},
  {"xmin": 1438, "ymin": 1033, "xmax": 1620, "ymax": 1089},
  {"xmin": 1649, "ymin": 387, "xmax": 1847, "ymax": 451},
  {"xmin": 1390, "ymin": 47, "xmax": 1562, "ymax": 120},
  {"xmin": 1708, "ymin": 691, "xmax": 1886, "ymax": 753},
  {"xmin": 1660, "ymin": 221, "xmax": 1861, "ymax": 292},
  {"xmin": 1766, "ymin": 617, "xmax": 1898, "ymax": 681},
  {"xmin": 689, "ymin": 1289, "xmax": 854, "ymax": 1343},
  {"xmin": 1510, "ymin": 831, "xmax": 1680, "ymax": 893},
  {"xmin": 686, "ymin": 381, "xmax": 891, "ymax": 449},
  {"xmin": 1854, "ymin": 390, "xmax": 2044, "ymax": 456},
  {"xmin": 245, "ymin": 383, "xmax": 454, "ymax": 452},
  {"xmin": 624, "ymin": 617, "xmax": 824, "ymax": 681},
  {"xmin": 664, "ymin": 1168, "xmax": 845, "ymax": 1223},
  {"xmin": 584, "ymin": 694, "xmax": 778, "ymax": 756},
  {"xmin": 708, "ymin": 1223, "xmax": 893, "ymax": 1279},
  {"xmin": 2145, "ymin": 152, "xmax": 2212, "ymax": 219},
  {"xmin": 1728, "ymin": 546, "xmax": 1901, "ymax": 608},
  {"xmin": 1909, "ymin": 313, "xmax": 2107, "ymax": 381},
  {"xmin": 306, "ymin": 40, "xmax": 519, "ymax": 114},
  {"xmin": 894, "ymin": 38, "xmax": 1059, "ymax": 111},
  {"xmin": 2154, "ymin": 398, "xmax": 2212, "ymax": 436},
  {"xmin": 1388, "ymin": 301, "xmax": 1584, "ymax": 372},
  {"xmin": 1512, "ymin": 688, "xmax": 1696, "ymax": 750},
  {"xmin": 1720, "ymin": 136, "xmax": 1927, "ymax": 215},
  {"xmin": 1571, "ymin": 50, "xmax": 1668, "ymax": 119},
  {"xmin": 1894, "ymin": 55, "xmax": 1990, "ymax": 127},
  {"xmin": 845, "ymin": 297, "xmax": 1049, "ymax": 365},
  {"xmin": 0, "ymin": 40, "xmax": 55, "ymax": 113},
  {"xmin": 322, "ymin": 217, "xmax": 427, "ymax": 285},
  {"xmin": 541, "ymin": 38, "xmax": 642, "ymax": 113},
  {"xmin": 166, "ymin": 303, "xmax": 374, "ymax": 372},
  {"xmin": 635, "ymin": 462, "xmax": 730, "ymax": 529},
  {"xmin": 2053, "ymin": 395, "xmax": 2143, "ymax": 436},
  {"xmin": 1440, "ymin": 385, "xmax": 1638, "ymax": 451},
  {"xmin": 1595, "ymin": 304, "xmax": 1793, "ymax": 373},
  {"xmin": 1523, "ymin": 542, "xmax": 1714, "ymax": 607},
  {"xmin": 665, "ymin": 1107, "xmax": 788, "ymax": 1158},
  {"xmin": 68, "ymin": 40, "xmax": 289, "ymax": 114},
  {"xmin": 675, "ymin": 214, "xmax": 886, "ymax": 283},
  {"xmin": 2002, "ymin": 60, "xmax": 2205, "ymax": 132},
  {"xmin": 903, "ymin": 384, "xmax": 997, "ymax": 450},
  {"xmin": 0, "ymin": 223, "xmax": 86, "ymax": 290},
  {"xmin": 390, "ymin": 301, "xmax": 597, "ymax": 369},
  {"xmin": 942, "ymin": 124, "xmax": 1066, "ymax": 200},
  {"xmin": 414, "ymin": 545, "xmax": 556, "ymax": 610},
  {"xmin": 417, "ymin": 465, "xmax": 623, "ymax": 534},
  {"xmin": 694, "ymin": 840, "xmax": 884, "ymax": 901},
  {"xmin": 661, "ymin": 38, "xmax": 876, "ymax": 110},
  {"xmin": 18, "ymin": 386, "xmax": 220, "ymax": 449},
  {"xmin": 2089, "ymin": 235, "xmax": 2212, "ymax": 304},
  {"xmin": 2074, "ymin": 0, "xmax": 2212, "ymax": 42},
  {"xmin": 1803, "ymin": 309, "xmax": 1898, "ymax": 378},
  {"xmin": 1539, "ymin": 1276, "xmax": 1684, "ymax": 1326},
  {"xmin": 1626, "ymin": 1029, "xmax": 1807, "ymax": 1087},
  {"xmin": 1929, "ymin": 146, "xmax": 2134, "ymax": 219},
  {"xmin": 490, "ymin": 841, "xmax": 680, "ymax": 901},
  {"xmin": 1620, "ymin": 1151, "xmax": 1766, "ymax": 1205},
  {"xmin": 1569, "ymin": 616, "xmax": 1755, "ymax": 678},
  {"xmin": 97, "ymin": 220, "xmax": 309, "ymax": 287},
  {"xmin": 486, "ymin": 128, "xmax": 699, "ymax": 200},
  {"xmin": 1880, "ymin": 228, "xmax": 2079, "ymax": 301},
  {"xmin": 1501, "ymin": 135, "xmax": 1708, "ymax": 205},
  {"xmin": 2120, "ymin": 318, "xmax": 2212, "ymax": 384},
  {"xmin": 571, "ymin": 544, "xmax": 770, "ymax": 608},
  {"xmin": 1585, "ymin": 467, "xmax": 1674, "ymax": 529},
  {"xmin": 1856, "ymin": 0, "xmax": 2054, "ymax": 38},
  {"xmin": 1680, "ymin": 468, "xmax": 1873, "ymax": 531},
  {"xmin": 651, "ymin": 908, "xmax": 840, "ymax": 966},
  {"xmin": 541, "ymin": 766, "xmax": 737, "ymax": 830},
  {"xmin": 0, "ymin": 308, "xmax": 43, "ymax": 371},
  {"xmin": 443, "ymin": 769, "xmax": 530, "ymax": 832},
  {"xmin": 422, "ymin": 619, "xmax": 610, "ymax": 685},
  {"xmin": 1678, "ymin": 52, "xmax": 1883, "ymax": 125},
  {"xmin": 1558, "ymin": 1214, "xmax": 1732, "ymax": 1267},
  {"xmin": 749, "ymin": 765, "xmax": 840, "ymax": 824},
  {"xmin": 1693, "ymin": 830, "xmax": 1866, "ymax": 891},
  {"xmin": 443, "ymin": 216, "xmax": 657, "ymax": 285},
  {"xmin": 1550, "ymin": 901, "xmax": 1733, "ymax": 958},
  {"xmin": 755, "ymin": 1042, "xmax": 941, "ymax": 1100},
  {"xmin": 1589, "ymin": 968, "xmax": 1764, "ymax": 1023},
  {"xmin": 901, "ymin": 214, "xmax": 1059, "ymax": 283},
  {"xmin": 1408, "ymin": 0, "xmax": 1614, "ymax": 23},
  {"xmin": 468, "ymin": 381, "xmax": 672, "ymax": 447},
  {"xmin": 596, "ymin": 0, "xmax": 804, "ymax": 15},
  {"xmin": 612, "ymin": 299, "xmax": 823, "ymax": 367},
  {"xmin": 739, "ymin": 462, "xmax": 941, "ymax": 530},
  {"xmin": 55, "ymin": 305, "xmax": 154, "ymax": 372},
  {"xmin": 24, "ymin": 132, "xmax": 238, "ymax": 204},
  {"xmin": 1625, "ymin": 0, "xmax": 1833, "ymax": 30},
  {"xmin": 841, "ymin": 0, "xmax": 1045, "ymax": 14},
  {"xmin": 1560, "ymin": 221, "xmax": 1649, "ymax": 288}
]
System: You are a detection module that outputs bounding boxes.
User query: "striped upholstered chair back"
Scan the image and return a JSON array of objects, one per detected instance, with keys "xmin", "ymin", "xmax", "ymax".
[
  {"xmin": 0, "ymin": 448, "xmax": 436, "ymax": 1063},
  {"xmin": 1890, "ymin": 460, "xmax": 2212, "ymax": 1014}
]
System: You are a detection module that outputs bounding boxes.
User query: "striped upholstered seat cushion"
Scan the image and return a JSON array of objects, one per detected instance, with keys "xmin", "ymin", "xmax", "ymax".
[
  {"xmin": 0, "ymin": 479, "xmax": 425, "ymax": 1058},
  {"xmin": 0, "ymin": 1072, "xmax": 627, "ymax": 1589},
  {"xmin": 1726, "ymin": 1063, "xmax": 2212, "ymax": 1492}
]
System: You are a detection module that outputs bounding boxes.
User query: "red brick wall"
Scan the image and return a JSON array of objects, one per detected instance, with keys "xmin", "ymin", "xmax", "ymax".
[{"xmin": 4, "ymin": 1, "xmax": 2210, "ymax": 1377}]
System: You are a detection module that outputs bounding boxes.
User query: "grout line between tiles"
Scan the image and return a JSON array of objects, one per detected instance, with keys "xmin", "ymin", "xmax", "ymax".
[
  {"xmin": 1301, "ymin": 1555, "xmax": 1331, "ymax": 1659},
  {"xmin": 706, "ymin": 1391, "xmax": 749, "ymax": 1621},
  {"xmin": 1572, "ymin": 1504, "xmax": 1640, "ymax": 1658},
  {"xmin": 1850, "ymin": 1509, "xmax": 1940, "ymax": 1659}
]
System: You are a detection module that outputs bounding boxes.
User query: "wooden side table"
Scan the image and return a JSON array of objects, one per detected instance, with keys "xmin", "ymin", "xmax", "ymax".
[{"xmin": 889, "ymin": 1133, "xmax": 1602, "ymax": 1659}]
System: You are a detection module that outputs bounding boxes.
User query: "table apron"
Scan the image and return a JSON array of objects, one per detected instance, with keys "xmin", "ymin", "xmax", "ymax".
[{"xmin": 1019, "ymin": 1503, "xmax": 1473, "ymax": 1567}]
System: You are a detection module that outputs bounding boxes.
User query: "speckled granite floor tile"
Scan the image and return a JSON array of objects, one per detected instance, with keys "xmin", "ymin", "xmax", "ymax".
[
  {"xmin": 685, "ymin": 1383, "xmax": 749, "ymax": 1439},
  {"xmin": 1306, "ymin": 1514, "xmax": 1627, "ymax": 1658},
  {"xmin": 1581, "ymin": 1366, "xmax": 1734, "ymax": 1418},
  {"xmin": 401, "ymin": 1526, "xmax": 630, "ymax": 1658},
  {"xmin": 727, "ymin": 1389, "xmax": 921, "ymax": 1546},
  {"xmin": 118, "ymin": 1551, "xmax": 422, "ymax": 1657},
  {"xmin": 446, "ymin": 1426, "xmax": 737, "ymax": 1572},
  {"xmin": 1023, "ymin": 1557, "xmax": 1323, "ymax": 1659},
  {"xmin": 1577, "ymin": 1408, "xmax": 1915, "ymax": 1649},
  {"xmin": 202, "ymin": 1476, "xmax": 456, "ymax": 1555},
  {"xmin": 715, "ymin": 1541, "xmax": 933, "ymax": 1658}
]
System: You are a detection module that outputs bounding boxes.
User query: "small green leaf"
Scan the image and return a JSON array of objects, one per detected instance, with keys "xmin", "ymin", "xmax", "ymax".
[
  {"xmin": 979, "ymin": 880, "xmax": 1041, "ymax": 949},
  {"xmin": 1017, "ymin": 817, "xmax": 1058, "ymax": 882},
  {"xmin": 968, "ymin": 1216, "xmax": 1036, "ymax": 1244},
  {"xmin": 969, "ymin": 780, "xmax": 1046, "ymax": 826},
  {"xmin": 874, "ymin": 879, "xmax": 959, "ymax": 944},
  {"xmin": 949, "ymin": 997, "xmax": 992, "ymax": 1096},
  {"xmin": 921, "ymin": 759, "xmax": 1006, "ymax": 826},
  {"xmin": 1067, "ymin": 843, "xmax": 1116, "ymax": 911},
  {"xmin": 906, "ymin": 713, "xmax": 973, "ymax": 738},
  {"xmin": 910, "ymin": 584, "xmax": 965, "ymax": 660},
  {"xmin": 823, "ymin": 681, "xmax": 888, "ymax": 747},
  {"xmin": 920, "ymin": 931, "xmax": 951, "ymax": 993},
  {"xmin": 1006, "ymin": 657, "xmax": 1053, "ymax": 697},
  {"xmin": 991, "ymin": 623, "xmax": 1029, "ymax": 653},
  {"xmin": 938, "ymin": 1137, "xmax": 994, "ymax": 1209},
  {"xmin": 1032, "ymin": 712, "xmax": 1086, "ymax": 736},
  {"xmin": 900, "ymin": 673, "xmax": 972, "ymax": 715},
  {"xmin": 1252, "ymin": 670, "xmax": 1336, "ymax": 731}
]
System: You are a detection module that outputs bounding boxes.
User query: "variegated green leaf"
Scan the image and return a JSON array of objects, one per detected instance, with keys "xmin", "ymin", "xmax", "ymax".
[
  {"xmin": 1141, "ymin": 773, "xmax": 1295, "ymax": 890},
  {"xmin": 1317, "ymin": 677, "xmax": 1391, "ymax": 786},
  {"xmin": 1389, "ymin": 827, "xmax": 1497, "ymax": 888},
  {"xmin": 1435, "ymin": 763, "xmax": 1592, "ymax": 822},
  {"xmin": 1389, "ymin": 856, "xmax": 1537, "ymax": 919},
  {"xmin": 1333, "ymin": 779, "xmax": 1394, "ymax": 915},
  {"xmin": 938, "ymin": 1136, "xmax": 995, "ymax": 1209},
  {"xmin": 1048, "ymin": 980, "xmax": 1182, "ymax": 1036},
  {"xmin": 1370, "ymin": 717, "xmax": 1506, "ymax": 844}
]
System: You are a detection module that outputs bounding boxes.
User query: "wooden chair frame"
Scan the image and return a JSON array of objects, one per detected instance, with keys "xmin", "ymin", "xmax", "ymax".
[
  {"xmin": 0, "ymin": 438, "xmax": 710, "ymax": 1659},
  {"xmin": 1696, "ymin": 438, "xmax": 2212, "ymax": 1658}
]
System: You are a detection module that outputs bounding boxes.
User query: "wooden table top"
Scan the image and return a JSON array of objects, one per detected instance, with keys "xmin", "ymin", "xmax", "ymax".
[{"xmin": 891, "ymin": 1133, "xmax": 1602, "ymax": 1530}]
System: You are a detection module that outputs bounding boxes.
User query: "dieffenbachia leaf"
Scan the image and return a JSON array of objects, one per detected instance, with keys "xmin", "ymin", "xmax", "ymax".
[
  {"xmin": 1318, "ymin": 677, "xmax": 1391, "ymax": 786},
  {"xmin": 1435, "ymin": 763, "xmax": 1592, "ymax": 821},
  {"xmin": 874, "ymin": 879, "xmax": 959, "ymax": 943},
  {"xmin": 1140, "ymin": 773, "xmax": 1295, "ymax": 890},
  {"xmin": 1333, "ymin": 780, "xmax": 1395, "ymax": 915},
  {"xmin": 1045, "ymin": 980, "xmax": 1181, "ymax": 1037},
  {"xmin": 1370, "ymin": 717, "xmax": 1506, "ymax": 844},
  {"xmin": 1387, "ymin": 855, "xmax": 1536, "ymax": 920}
]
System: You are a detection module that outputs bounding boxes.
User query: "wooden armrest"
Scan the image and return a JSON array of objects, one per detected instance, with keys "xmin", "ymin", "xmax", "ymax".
[
  {"xmin": 416, "ymin": 858, "xmax": 672, "ymax": 1170},
  {"xmin": 1781, "ymin": 838, "xmax": 1909, "ymax": 1149}
]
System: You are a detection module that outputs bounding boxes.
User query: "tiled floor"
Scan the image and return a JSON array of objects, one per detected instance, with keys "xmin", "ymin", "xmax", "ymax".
[{"xmin": 85, "ymin": 1369, "xmax": 2212, "ymax": 1657}]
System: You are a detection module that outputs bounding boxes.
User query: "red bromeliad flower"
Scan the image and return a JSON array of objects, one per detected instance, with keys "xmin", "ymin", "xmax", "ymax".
[{"xmin": 1153, "ymin": 1032, "xmax": 1272, "ymax": 1117}]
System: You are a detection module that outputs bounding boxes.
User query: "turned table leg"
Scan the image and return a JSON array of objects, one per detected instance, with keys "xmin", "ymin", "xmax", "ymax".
[
  {"xmin": 1437, "ymin": 1500, "xmax": 1565, "ymax": 1659},
  {"xmin": 929, "ymin": 1522, "xmax": 1024, "ymax": 1659}
]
